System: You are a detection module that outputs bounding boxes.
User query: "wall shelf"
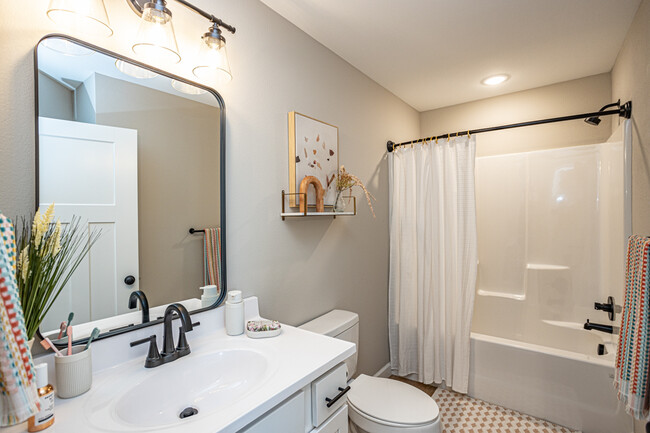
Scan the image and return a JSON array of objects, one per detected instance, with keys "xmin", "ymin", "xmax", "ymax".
[{"xmin": 281, "ymin": 190, "xmax": 356, "ymax": 220}]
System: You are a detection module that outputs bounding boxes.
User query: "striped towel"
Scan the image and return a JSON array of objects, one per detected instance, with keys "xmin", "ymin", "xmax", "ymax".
[
  {"xmin": 0, "ymin": 213, "xmax": 40, "ymax": 425},
  {"xmin": 203, "ymin": 228, "xmax": 222, "ymax": 294},
  {"xmin": 615, "ymin": 235, "xmax": 650, "ymax": 419}
]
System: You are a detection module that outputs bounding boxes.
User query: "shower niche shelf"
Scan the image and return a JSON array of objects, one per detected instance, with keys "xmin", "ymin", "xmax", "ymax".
[{"xmin": 281, "ymin": 190, "xmax": 357, "ymax": 220}]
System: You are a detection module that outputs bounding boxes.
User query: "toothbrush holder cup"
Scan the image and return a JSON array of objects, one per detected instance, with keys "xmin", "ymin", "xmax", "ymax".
[{"xmin": 55, "ymin": 345, "xmax": 92, "ymax": 398}]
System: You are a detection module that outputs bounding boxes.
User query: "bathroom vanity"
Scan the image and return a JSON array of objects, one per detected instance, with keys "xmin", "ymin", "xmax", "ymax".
[{"xmin": 7, "ymin": 297, "xmax": 355, "ymax": 433}]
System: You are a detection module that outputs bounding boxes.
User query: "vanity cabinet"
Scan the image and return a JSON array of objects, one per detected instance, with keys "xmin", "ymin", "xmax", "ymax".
[{"xmin": 239, "ymin": 363, "xmax": 349, "ymax": 433}]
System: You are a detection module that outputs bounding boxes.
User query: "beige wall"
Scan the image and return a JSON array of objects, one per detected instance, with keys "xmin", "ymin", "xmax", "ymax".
[
  {"xmin": 0, "ymin": 0, "xmax": 419, "ymax": 375},
  {"xmin": 612, "ymin": 0, "xmax": 650, "ymax": 238},
  {"xmin": 94, "ymin": 74, "xmax": 221, "ymax": 309},
  {"xmin": 611, "ymin": 1, "xmax": 650, "ymax": 432},
  {"xmin": 420, "ymin": 73, "xmax": 613, "ymax": 157},
  {"xmin": 37, "ymin": 72, "xmax": 74, "ymax": 121}
]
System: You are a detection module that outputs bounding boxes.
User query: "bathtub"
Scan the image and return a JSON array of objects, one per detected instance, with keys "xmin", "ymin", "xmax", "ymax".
[{"xmin": 468, "ymin": 332, "xmax": 633, "ymax": 433}]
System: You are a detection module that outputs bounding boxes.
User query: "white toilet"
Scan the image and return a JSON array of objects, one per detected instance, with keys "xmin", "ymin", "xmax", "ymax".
[{"xmin": 300, "ymin": 310, "xmax": 441, "ymax": 433}]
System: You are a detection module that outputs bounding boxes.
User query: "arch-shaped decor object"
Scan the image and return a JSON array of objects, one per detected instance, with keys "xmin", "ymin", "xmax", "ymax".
[{"xmin": 299, "ymin": 176, "xmax": 325, "ymax": 213}]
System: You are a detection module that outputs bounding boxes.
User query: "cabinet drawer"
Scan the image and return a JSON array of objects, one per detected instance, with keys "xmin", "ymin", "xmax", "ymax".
[
  {"xmin": 312, "ymin": 404, "xmax": 348, "ymax": 433},
  {"xmin": 240, "ymin": 390, "xmax": 305, "ymax": 433},
  {"xmin": 311, "ymin": 363, "xmax": 349, "ymax": 427}
]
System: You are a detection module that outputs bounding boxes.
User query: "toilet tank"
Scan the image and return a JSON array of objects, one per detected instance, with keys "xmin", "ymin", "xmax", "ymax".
[{"xmin": 299, "ymin": 310, "xmax": 359, "ymax": 379}]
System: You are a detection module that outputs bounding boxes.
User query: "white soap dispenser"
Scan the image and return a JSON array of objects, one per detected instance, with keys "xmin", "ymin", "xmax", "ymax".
[
  {"xmin": 225, "ymin": 290, "xmax": 244, "ymax": 335},
  {"xmin": 199, "ymin": 285, "xmax": 219, "ymax": 308}
]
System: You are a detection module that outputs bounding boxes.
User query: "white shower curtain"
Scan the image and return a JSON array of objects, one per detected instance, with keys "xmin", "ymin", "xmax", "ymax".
[{"xmin": 388, "ymin": 136, "xmax": 478, "ymax": 394}]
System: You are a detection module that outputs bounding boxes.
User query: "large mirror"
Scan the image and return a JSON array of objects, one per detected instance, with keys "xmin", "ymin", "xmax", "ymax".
[{"xmin": 35, "ymin": 35, "xmax": 226, "ymax": 344}]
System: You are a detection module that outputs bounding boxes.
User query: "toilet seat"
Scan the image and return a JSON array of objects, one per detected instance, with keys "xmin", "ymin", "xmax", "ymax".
[{"xmin": 347, "ymin": 375, "xmax": 440, "ymax": 433}]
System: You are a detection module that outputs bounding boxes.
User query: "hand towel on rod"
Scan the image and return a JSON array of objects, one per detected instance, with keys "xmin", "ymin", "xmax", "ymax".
[{"xmin": 203, "ymin": 228, "xmax": 222, "ymax": 294}]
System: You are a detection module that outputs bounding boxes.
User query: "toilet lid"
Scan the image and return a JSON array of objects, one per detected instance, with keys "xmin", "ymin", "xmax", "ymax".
[{"xmin": 347, "ymin": 375, "xmax": 439, "ymax": 426}]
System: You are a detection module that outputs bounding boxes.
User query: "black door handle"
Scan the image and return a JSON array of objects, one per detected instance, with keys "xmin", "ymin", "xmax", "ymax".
[{"xmin": 124, "ymin": 275, "xmax": 136, "ymax": 285}]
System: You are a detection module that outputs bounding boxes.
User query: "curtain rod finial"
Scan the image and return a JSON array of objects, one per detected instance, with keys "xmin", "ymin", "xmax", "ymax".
[{"xmin": 387, "ymin": 141, "xmax": 395, "ymax": 152}]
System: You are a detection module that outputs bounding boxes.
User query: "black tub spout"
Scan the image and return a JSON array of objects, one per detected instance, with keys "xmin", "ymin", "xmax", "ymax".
[{"xmin": 584, "ymin": 319, "xmax": 613, "ymax": 334}]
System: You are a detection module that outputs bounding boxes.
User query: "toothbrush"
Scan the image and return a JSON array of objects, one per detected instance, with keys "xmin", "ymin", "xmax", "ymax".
[
  {"xmin": 66, "ymin": 312, "xmax": 74, "ymax": 331},
  {"xmin": 57, "ymin": 322, "xmax": 66, "ymax": 339},
  {"xmin": 84, "ymin": 328, "xmax": 100, "ymax": 351},
  {"xmin": 40, "ymin": 337, "xmax": 64, "ymax": 357},
  {"xmin": 67, "ymin": 326, "xmax": 73, "ymax": 356}
]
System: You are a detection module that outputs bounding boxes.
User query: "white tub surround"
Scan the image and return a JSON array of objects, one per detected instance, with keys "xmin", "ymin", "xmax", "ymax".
[
  {"xmin": 5, "ymin": 297, "xmax": 355, "ymax": 433},
  {"xmin": 469, "ymin": 333, "xmax": 632, "ymax": 433}
]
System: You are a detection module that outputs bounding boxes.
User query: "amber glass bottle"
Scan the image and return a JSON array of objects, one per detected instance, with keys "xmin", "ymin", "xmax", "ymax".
[{"xmin": 28, "ymin": 363, "xmax": 55, "ymax": 432}]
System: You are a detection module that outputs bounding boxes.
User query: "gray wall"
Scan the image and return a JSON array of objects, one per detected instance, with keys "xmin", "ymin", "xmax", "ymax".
[
  {"xmin": 0, "ymin": 0, "xmax": 419, "ymax": 376},
  {"xmin": 420, "ymin": 73, "xmax": 613, "ymax": 157},
  {"xmin": 610, "ymin": 2, "xmax": 650, "ymax": 431},
  {"xmin": 37, "ymin": 72, "xmax": 74, "ymax": 121},
  {"xmin": 94, "ymin": 73, "xmax": 221, "ymax": 309}
]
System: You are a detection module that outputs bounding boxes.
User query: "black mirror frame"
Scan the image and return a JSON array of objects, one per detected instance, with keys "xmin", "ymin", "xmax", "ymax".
[{"xmin": 34, "ymin": 34, "xmax": 227, "ymax": 347}]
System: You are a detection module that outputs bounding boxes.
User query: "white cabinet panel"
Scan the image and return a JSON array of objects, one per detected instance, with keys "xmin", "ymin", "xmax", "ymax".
[
  {"xmin": 240, "ymin": 390, "xmax": 305, "ymax": 433},
  {"xmin": 311, "ymin": 364, "xmax": 348, "ymax": 427},
  {"xmin": 312, "ymin": 404, "xmax": 348, "ymax": 433}
]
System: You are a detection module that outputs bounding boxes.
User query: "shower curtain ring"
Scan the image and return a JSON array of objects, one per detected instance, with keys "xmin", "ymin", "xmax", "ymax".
[
  {"xmin": 447, "ymin": 133, "xmax": 450, "ymax": 142},
  {"xmin": 467, "ymin": 130, "xmax": 471, "ymax": 138}
]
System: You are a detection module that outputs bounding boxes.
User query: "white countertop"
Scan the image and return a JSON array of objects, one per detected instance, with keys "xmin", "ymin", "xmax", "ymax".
[{"xmin": 5, "ymin": 297, "xmax": 355, "ymax": 433}]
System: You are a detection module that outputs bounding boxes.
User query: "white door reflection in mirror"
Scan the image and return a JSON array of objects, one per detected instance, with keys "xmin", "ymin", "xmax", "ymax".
[{"xmin": 38, "ymin": 117, "xmax": 139, "ymax": 333}]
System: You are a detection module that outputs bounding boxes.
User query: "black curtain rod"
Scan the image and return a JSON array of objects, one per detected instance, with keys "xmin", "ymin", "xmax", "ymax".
[{"xmin": 386, "ymin": 100, "xmax": 632, "ymax": 152}]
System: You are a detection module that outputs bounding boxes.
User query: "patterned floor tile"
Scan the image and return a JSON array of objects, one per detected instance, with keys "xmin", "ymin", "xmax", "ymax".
[{"xmin": 433, "ymin": 388, "xmax": 581, "ymax": 433}]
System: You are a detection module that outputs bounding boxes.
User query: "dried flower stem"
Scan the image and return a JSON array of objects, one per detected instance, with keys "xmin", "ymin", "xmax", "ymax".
[{"xmin": 336, "ymin": 166, "xmax": 376, "ymax": 218}]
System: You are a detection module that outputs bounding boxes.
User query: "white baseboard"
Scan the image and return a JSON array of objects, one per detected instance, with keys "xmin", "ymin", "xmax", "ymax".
[{"xmin": 374, "ymin": 363, "xmax": 391, "ymax": 378}]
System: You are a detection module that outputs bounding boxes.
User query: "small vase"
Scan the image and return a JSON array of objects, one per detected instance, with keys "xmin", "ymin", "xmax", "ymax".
[
  {"xmin": 28, "ymin": 338, "xmax": 35, "ymax": 352},
  {"xmin": 334, "ymin": 191, "xmax": 349, "ymax": 212}
]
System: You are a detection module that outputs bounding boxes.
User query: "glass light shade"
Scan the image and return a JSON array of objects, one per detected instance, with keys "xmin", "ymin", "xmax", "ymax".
[
  {"xmin": 192, "ymin": 36, "xmax": 232, "ymax": 86},
  {"xmin": 115, "ymin": 60, "xmax": 158, "ymax": 79},
  {"xmin": 42, "ymin": 38, "xmax": 94, "ymax": 56},
  {"xmin": 171, "ymin": 80, "xmax": 207, "ymax": 95},
  {"xmin": 47, "ymin": 0, "xmax": 113, "ymax": 38},
  {"xmin": 132, "ymin": 5, "xmax": 181, "ymax": 66}
]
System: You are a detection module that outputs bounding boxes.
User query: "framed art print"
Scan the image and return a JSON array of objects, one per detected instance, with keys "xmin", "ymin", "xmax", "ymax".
[{"xmin": 288, "ymin": 112, "xmax": 339, "ymax": 207}]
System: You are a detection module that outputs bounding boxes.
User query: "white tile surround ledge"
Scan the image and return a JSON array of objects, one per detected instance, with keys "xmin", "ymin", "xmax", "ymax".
[{"xmin": 6, "ymin": 297, "xmax": 355, "ymax": 433}]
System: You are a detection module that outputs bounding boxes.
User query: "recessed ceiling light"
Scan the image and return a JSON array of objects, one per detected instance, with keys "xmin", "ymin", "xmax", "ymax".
[{"xmin": 481, "ymin": 74, "xmax": 510, "ymax": 86}]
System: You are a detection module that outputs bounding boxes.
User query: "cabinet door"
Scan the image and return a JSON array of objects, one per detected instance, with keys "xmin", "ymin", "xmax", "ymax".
[
  {"xmin": 312, "ymin": 364, "xmax": 348, "ymax": 427},
  {"xmin": 240, "ymin": 390, "xmax": 305, "ymax": 433},
  {"xmin": 312, "ymin": 404, "xmax": 348, "ymax": 433}
]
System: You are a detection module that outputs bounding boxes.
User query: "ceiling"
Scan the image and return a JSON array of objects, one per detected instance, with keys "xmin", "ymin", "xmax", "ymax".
[{"xmin": 260, "ymin": 0, "xmax": 642, "ymax": 112}]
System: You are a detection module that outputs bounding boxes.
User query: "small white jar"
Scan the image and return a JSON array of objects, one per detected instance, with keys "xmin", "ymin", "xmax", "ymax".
[{"xmin": 225, "ymin": 290, "xmax": 244, "ymax": 335}]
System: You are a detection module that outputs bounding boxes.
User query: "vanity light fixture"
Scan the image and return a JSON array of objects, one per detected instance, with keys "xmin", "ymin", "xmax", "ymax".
[
  {"xmin": 46, "ymin": 0, "xmax": 113, "ymax": 38},
  {"xmin": 132, "ymin": 0, "xmax": 181, "ymax": 66},
  {"xmin": 126, "ymin": 0, "xmax": 237, "ymax": 80},
  {"xmin": 481, "ymin": 74, "xmax": 510, "ymax": 86},
  {"xmin": 192, "ymin": 23, "xmax": 232, "ymax": 85}
]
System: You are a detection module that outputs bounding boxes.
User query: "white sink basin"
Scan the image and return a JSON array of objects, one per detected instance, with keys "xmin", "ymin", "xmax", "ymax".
[
  {"xmin": 86, "ymin": 347, "xmax": 271, "ymax": 430},
  {"xmin": 115, "ymin": 349, "xmax": 268, "ymax": 427}
]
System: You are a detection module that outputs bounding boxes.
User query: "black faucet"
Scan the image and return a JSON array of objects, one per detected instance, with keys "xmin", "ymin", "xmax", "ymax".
[
  {"xmin": 129, "ymin": 303, "xmax": 196, "ymax": 368},
  {"xmin": 161, "ymin": 303, "xmax": 194, "ymax": 363},
  {"xmin": 128, "ymin": 290, "xmax": 150, "ymax": 323},
  {"xmin": 584, "ymin": 319, "xmax": 613, "ymax": 334}
]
